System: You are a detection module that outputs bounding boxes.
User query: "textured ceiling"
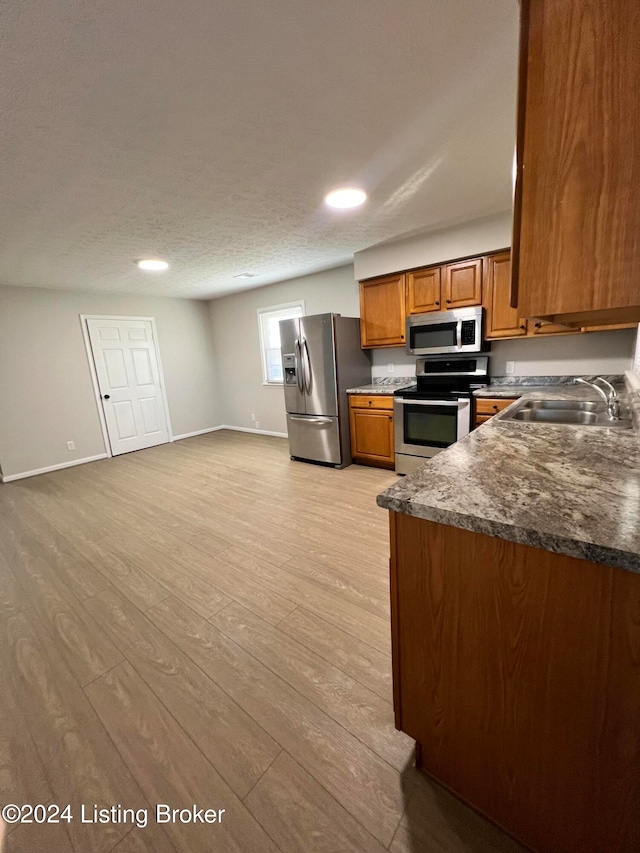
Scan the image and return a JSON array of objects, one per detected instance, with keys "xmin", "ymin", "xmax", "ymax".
[{"xmin": 0, "ymin": 0, "xmax": 519, "ymax": 299}]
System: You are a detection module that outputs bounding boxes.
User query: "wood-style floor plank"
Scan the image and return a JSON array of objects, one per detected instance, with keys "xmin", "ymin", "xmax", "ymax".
[
  {"xmin": 147, "ymin": 595, "xmax": 410, "ymax": 847},
  {"xmin": 0, "ymin": 611, "xmax": 148, "ymax": 852},
  {"xmin": 211, "ymin": 601, "xmax": 413, "ymax": 771},
  {"xmin": 245, "ymin": 750, "xmax": 387, "ymax": 853},
  {"xmin": 278, "ymin": 606, "xmax": 394, "ymax": 703},
  {"xmin": 85, "ymin": 661, "xmax": 280, "ymax": 853},
  {"xmin": 215, "ymin": 545, "xmax": 392, "ymax": 654},
  {"xmin": 84, "ymin": 587, "xmax": 281, "ymax": 798},
  {"xmin": 2, "ymin": 543, "xmax": 123, "ymax": 687}
]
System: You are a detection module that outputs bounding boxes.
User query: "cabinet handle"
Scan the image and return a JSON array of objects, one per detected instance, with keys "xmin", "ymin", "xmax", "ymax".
[
  {"xmin": 520, "ymin": 324, "xmax": 526, "ymax": 330},
  {"xmin": 388, "ymin": 416, "xmax": 392, "ymax": 420},
  {"xmin": 445, "ymin": 299, "xmax": 451, "ymax": 304},
  {"xmin": 535, "ymin": 322, "xmax": 542, "ymax": 328},
  {"xmin": 435, "ymin": 300, "xmax": 440, "ymax": 306}
]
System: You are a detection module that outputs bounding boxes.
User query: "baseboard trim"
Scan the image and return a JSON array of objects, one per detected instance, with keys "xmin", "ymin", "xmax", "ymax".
[
  {"xmin": 172, "ymin": 426, "xmax": 225, "ymax": 441},
  {"xmin": 219, "ymin": 425, "xmax": 288, "ymax": 439},
  {"xmin": 1, "ymin": 453, "xmax": 110, "ymax": 483}
]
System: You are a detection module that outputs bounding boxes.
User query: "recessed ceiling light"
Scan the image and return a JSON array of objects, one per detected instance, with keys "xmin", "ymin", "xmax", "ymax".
[
  {"xmin": 137, "ymin": 259, "xmax": 169, "ymax": 272},
  {"xmin": 233, "ymin": 272, "xmax": 258, "ymax": 279},
  {"xmin": 324, "ymin": 187, "xmax": 367, "ymax": 209}
]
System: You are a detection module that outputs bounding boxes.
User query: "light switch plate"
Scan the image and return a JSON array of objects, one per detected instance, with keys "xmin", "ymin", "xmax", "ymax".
[
  {"xmin": 506, "ymin": 361, "xmax": 515, "ymax": 375},
  {"xmin": 387, "ymin": 363, "xmax": 395, "ymax": 374}
]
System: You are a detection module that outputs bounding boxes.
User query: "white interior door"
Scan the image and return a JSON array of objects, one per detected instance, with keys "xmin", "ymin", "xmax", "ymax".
[{"xmin": 86, "ymin": 318, "xmax": 170, "ymax": 456}]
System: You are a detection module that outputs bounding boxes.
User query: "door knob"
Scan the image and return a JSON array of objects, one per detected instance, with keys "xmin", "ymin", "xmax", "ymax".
[{"xmin": 103, "ymin": 394, "xmax": 111, "ymax": 400}]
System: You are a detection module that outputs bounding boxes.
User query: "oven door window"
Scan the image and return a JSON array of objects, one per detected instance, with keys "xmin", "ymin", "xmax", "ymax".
[
  {"xmin": 409, "ymin": 322, "xmax": 457, "ymax": 351},
  {"xmin": 403, "ymin": 404, "xmax": 458, "ymax": 448}
]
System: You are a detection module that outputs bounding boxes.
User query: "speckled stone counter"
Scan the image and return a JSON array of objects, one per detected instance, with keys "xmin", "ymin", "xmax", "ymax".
[
  {"xmin": 346, "ymin": 378, "xmax": 414, "ymax": 394},
  {"xmin": 377, "ymin": 385, "xmax": 640, "ymax": 573}
]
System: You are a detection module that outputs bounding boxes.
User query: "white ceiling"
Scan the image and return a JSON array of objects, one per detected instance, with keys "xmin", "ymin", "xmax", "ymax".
[{"xmin": 0, "ymin": 0, "xmax": 519, "ymax": 299}]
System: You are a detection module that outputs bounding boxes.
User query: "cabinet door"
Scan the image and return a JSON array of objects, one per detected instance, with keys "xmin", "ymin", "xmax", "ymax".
[
  {"xmin": 512, "ymin": 0, "xmax": 640, "ymax": 325},
  {"xmin": 443, "ymin": 258, "xmax": 483, "ymax": 309},
  {"xmin": 530, "ymin": 320, "xmax": 580, "ymax": 336},
  {"xmin": 349, "ymin": 407, "xmax": 395, "ymax": 469},
  {"xmin": 485, "ymin": 252, "xmax": 528, "ymax": 339},
  {"xmin": 359, "ymin": 274, "xmax": 406, "ymax": 348},
  {"xmin": 406, "ymin": 267, "xmax": 442, "ymax": 314}
]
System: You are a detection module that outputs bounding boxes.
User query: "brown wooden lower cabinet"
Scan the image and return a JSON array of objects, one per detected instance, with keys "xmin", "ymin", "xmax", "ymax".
[
  {"xmin": 389, "ymin": 512, "xmax": 640, "ymax": 853},
  {"xmin": 474, "ymin": 397, "xmax": 517, "ymax": 428},
  {"xmin": 349, "ymin": 395, "xmax": 394, "ymax": 469}
]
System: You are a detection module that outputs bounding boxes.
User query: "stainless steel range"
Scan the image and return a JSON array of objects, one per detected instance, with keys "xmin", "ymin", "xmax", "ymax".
[{"xmin": 394, "ymin": 356, "xmax": 489, "ymax": 475}]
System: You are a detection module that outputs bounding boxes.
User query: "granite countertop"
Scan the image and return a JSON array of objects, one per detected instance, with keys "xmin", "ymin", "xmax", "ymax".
[
  {"xmin": 346, "ymin": 379, "xmax": 414, "ymax": 395},
  {"xmin": 377, "ymin": 383, "xmax": 640, "ymax": 573}
]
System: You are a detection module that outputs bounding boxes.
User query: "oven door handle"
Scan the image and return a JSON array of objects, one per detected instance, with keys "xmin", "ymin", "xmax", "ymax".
[
  {"xmin": 456, "ymin": 319, "xmax": 463, "ymax": 350},
  {"xmin": 396, "ymin": 398, "xmax": 469, "ymax": 407}
]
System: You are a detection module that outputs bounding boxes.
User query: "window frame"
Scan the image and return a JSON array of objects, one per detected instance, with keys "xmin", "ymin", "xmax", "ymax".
[{"xmin": 257, "ymin": 301, "xmax": 306, "ymax": 386}]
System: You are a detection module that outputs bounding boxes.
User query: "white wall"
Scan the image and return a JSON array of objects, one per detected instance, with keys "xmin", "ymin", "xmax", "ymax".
[
  {"xmin": 371, "ymin": 329, "xmax": 636, "ymax": 379},
  {"xmin": 209, "ymin": 265, "xmax": 362, "ymax": 434},
  {"xmin": 0, "ymin": 285, "xmax": 219, "ymax": 479},
  {"xmin": 353, "ymin": 211, "xmax": 512, "ymax": 280}
]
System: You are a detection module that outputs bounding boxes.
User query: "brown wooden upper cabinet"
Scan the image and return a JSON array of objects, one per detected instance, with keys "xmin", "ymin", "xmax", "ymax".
[
  {"xmin": 406, "ymin": 258, "xmax": 483, "ymax": 316},
  {"xmin": 359, "ymin": 273, "xmax": 406, "ymax": 348},
  {"xmin": 443, "ymin": 258, "xmax": 483, "ymax": 309},
  {"xmin": 484, "ymin": 252, "xmax": 528, "ymax": 339},
  {"xmin": 511, "ymin": 0, "xmax": 640, "ymax": 327},
  {"xmin": 406, "ymin": 266, "xmax": 441, "ymax": 314}
]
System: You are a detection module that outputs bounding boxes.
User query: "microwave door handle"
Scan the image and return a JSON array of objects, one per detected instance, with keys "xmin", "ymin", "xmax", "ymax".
[{"xmin": 456, "ymin": 319, "xmax": 463, "ymax": 350}]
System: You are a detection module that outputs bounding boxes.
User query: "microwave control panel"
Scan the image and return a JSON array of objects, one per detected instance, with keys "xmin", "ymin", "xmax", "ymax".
[{"xmin": 461, "ymin": 320, "xmax": 477, "ymax": 345}]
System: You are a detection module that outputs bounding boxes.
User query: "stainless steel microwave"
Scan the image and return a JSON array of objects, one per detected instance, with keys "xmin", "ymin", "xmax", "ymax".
[{"xmin": 406, "ymin": 307, "xmax": 484, "ymax": 356}]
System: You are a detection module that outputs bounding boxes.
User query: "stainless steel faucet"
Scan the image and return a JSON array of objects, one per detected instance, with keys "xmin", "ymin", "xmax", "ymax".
[{"xmin": 575, "ymin": 377, "xmax": 621, "ymax": 419}]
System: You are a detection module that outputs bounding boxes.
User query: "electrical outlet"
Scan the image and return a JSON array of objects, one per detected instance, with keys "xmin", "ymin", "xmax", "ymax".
[
  {"xmin": 66, "ymin": 441, "xmax": 76, "ymax": 451},
  {"xmin": 250, "ymin": 413, "xmax": 256, "ymax": 422},
  {"xmin": 506, "ymin": 361, "xmax": 516, "ymax": 375},
  {"xmin": 255, "ymin": 421, "xmax": 260, "ymax": 430},
  {"xmin": 387, "ymin": 363, "xmax": 395, "ymax": 374}
]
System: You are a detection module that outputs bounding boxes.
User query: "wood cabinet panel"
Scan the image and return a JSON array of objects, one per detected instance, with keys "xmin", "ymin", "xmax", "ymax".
[
  {"xmin": 359, "ymin": 274, "xmax": 406, "ymax": 348},
  {"xmin": 474, "ymin": 415, "xmax": 493, "ymax": 428},
  {"xmin": 530, "ymin": 320, "xmax": 580, "ymax": 336},
  {"xmin": 512, "ymin": 0, "xmax": 640, "ymax": 325},
  {"xmin": 406, "ymin": 267, "xmax": 442, "ymax": 314},
  {"xmin": 349, "ymin": 402, "xmax": 394, "ymax": 469},
  {"xmin": 390, "ymin": 512, "xmax": 640, "ymax": 853},
  {"xmin": 443, "ymin": 258, "xmax": 483, "ymax": 309},
  {"xmin": 484, "ymin": 253, "xmax": 527, "ymax": 338},
  {"xmin": 349, "ymin": 395, "xmax": 394, "ymax": 411},
  {"xmin": 474, "ymin": 398, "xmax": 516, "ymax": 416}
]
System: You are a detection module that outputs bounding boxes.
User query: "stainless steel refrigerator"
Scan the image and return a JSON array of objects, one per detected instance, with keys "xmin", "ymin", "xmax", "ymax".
[{"xmin": 280, "ymin": 313, "xmax": 371, "ymax": 468}]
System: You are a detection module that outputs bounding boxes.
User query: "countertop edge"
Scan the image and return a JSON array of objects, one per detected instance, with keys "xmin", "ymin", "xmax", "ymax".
[{"xmin": 376, "ymin": 494, "xmax": 640, "ymax": 574}]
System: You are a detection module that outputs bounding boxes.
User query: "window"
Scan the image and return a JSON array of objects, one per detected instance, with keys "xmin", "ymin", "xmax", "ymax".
[{"xmin": 257, "ymin": 301, "xmax": 305, "ymax": 384}]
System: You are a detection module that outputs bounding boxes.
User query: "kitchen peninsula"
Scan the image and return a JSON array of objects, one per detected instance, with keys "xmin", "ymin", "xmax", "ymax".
[{"xmin": 377, "ymin": 380, "xmax": 640, "ymax": 853}]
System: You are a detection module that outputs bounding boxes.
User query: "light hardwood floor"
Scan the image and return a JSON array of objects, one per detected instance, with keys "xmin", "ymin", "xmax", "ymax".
[{"xmin": 0, "ymin": 431, "xmax": 523, "ymax": 852}]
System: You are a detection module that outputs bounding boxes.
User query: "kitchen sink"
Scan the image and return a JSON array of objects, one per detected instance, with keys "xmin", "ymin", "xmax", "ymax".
[
  {"xmin": 519, "ymin": 400, "xmax": 601, "ymax": 412},
  {"xmin": 499, "ymin": 398, "xmax": 632, "ymax": 428}
]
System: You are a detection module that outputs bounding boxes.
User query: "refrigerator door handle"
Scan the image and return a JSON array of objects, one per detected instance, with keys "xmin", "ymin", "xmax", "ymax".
[
  {"xmin": 294, "ymin": 339, "xmax": 304, "ymax": 392},
  {"xmin": 302, "ymin": 337, "xmax": 312, "ymax": 395},
  {"xmin": 289, "ymin": 416, "xmax": 332, "ymax": 425}
]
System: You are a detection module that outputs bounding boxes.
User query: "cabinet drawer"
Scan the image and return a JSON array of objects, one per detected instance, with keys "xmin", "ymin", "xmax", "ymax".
[
  {"xmin": 475, "ymin": 414, "xmax": 494, "ymax": 427},
  {"xmin": 349, "ymin": 395, "xmax": 394, "ymax": 410},
  {"xmin": 475, "ymin": 398, "xmax": 518, "ymax": 416}
]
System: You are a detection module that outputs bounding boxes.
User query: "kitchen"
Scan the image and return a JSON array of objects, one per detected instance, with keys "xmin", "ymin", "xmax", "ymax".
[{"xmin": 0, "ymin": 1, "xmax": 639, "ymax": 852}]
